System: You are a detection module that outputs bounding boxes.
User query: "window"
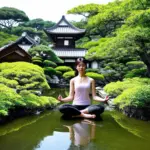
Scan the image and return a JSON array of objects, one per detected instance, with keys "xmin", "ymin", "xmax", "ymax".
[{"xmin": 64, "ymin": 40, "xmax": 69, "ymax": 46}]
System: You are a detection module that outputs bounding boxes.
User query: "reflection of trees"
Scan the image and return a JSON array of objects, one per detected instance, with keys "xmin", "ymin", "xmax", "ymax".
[
  {"xmin": 43, "ymin": 88, "xmax": 69, "ymax": 98},
  {"xmin": 111, "ymin": 111, "xmax": 150, "ymax": 139},
  {"xmin": 0, "ymin": 111, "xmax": 62, "ymax": 150}
]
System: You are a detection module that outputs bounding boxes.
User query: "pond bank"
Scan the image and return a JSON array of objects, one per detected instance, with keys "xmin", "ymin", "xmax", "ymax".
[
  {"xmin": 121, "ymin": 106, "xmax": 150, "ymax": 121},
  {"xmin": 96, "ymin": 87, "xmax": 150, "ymax": 121},
  {"xmin": 0, "ymin": 106, "xmax": 57, "ymax": 124}
]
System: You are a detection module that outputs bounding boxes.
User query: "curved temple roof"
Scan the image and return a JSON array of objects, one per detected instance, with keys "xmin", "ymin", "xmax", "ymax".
[{"xmin": 45, "ymin": 15, "xmax": 85, "ymax": 34}]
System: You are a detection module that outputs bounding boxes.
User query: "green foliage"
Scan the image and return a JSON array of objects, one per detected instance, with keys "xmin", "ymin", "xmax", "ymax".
[
  {"xmin": 126, "ymin": 61, "xmax": 146, "ymax": 69},
  {"xmin": 124, "ymin": 68, "xmax": 147, "ymax": 78},
  {"xmin": 29, "ymin": 45, "xmax": 63, "ymax": 64},
  {"xmin": 0, "ymin": 7, "xmax": 29, "ymax": 30},
  {"xmin": 44, "ymin": 67, "xmax": 56, "ymax": 76},
  {"xmin": 63, "ymin": 71, "xmax": 75, "ymax": 79},
  {"xmin": 0, "ymin": 85, "xmax": 59, "ymax": 117},
  {"xmin": 68, "ymin": 0, "xmax": 150, "ymax": 77},
  {"xmin": 20, "ymin": 18, "xmax": 55, "ymax": 30},
  {"xmin": 85, "ymin": 72, "xmax": 104, "ymax": 80},
  {"xmin": 0, "ymin": 84, "xmax": 25, "ymax": 116},
  {"xmin": 86, "ymin": 68, "xmax": 99, "ymax": 73},
  {"xmin": 114, "ymin": 85, "xmax": 150, "ymax": 109},
  {"xmin": 0, "ymin": 76, "xmax": 18, "ymax": 88},
  {"xmin": 11, "ymin": 27, "xmax": 50, "ymax": 45},
  {"xmin": 55, "ymin": 71, "xmax": 62, "ymax": 77},
  {"xmin": 0, "ymin": 31, "xmax": 18, "ymax": 47},
  {"xmin": 32, "ymin": 59, "xmax": 43, "ymax": 66},
  {"xmin": 12, "ymin": 26, "xmax": 36, "ymax": 36},
  {"xmin": 104, "ymin": 77, "xmax": 150, "ymax": 97},
  {"xmin": 43, "ymin": 60, "xmax": 57, "ymax": 68},
  {"xmin": 67, "ymin": 3, "xmax": 101, "ymax": 17},
  {"xmin": 0, "ymin": 62, "xmax": 50, "ymax": 91},
  {"xmin": 83, "ymin": 40, "xmax": 99, "ymax": 49},
  {"xmin": 55, "ymin": 66, "xmax": 73, "ymax": 73}
]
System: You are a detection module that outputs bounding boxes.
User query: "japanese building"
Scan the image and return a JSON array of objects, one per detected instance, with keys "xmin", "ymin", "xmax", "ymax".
[
  {"xmin": 44, "ymin": 15, "xmax": 89, "ymax": 68},
  {"xmin": 0, "ymin": 32, "xmax": 40, "ymax": 62},
  {"xmin": 0, "ymin": 42, "xmax": 31, "ymax": 62}
]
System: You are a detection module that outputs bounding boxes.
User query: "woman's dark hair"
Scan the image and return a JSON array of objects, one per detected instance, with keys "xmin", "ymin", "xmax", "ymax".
[{"xmin": 75, "ymin": 57, "xmax": 87, "ymax": 76}]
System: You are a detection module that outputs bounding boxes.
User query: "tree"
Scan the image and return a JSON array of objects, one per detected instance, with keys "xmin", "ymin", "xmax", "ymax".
[
  {"xmin": 68, "ymin": 1, "xmax": 126, "ymax": 37},
  {"xmin": 68, "ymin": 3, "xmax": 101, "ymax": 18},
  {"xmin": 0, "ymin": 31, "xmax": 18, "ymax": 47},
  {"xmin": 28, "ymin": 45, "xmax": 63, "ymax": 64},
  {"xmin": 20, "ymin": 18, "xmax": 55, "ymax": 30},
  {"xmin": 0, "ymin": 7, "xmax": 29, "ymax": 32},
  {"xmin": 85, "ymin": 0, "xmax": 150, "ymax": 76}
]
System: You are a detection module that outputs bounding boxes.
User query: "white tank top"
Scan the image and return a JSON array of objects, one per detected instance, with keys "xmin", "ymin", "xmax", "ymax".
[{"xmin": 73, "ymin": 77, "xmax": 91, "ymax": 105}]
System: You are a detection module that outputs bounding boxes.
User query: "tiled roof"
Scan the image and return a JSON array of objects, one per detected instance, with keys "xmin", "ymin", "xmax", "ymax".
[
  {"xmin": 45, "ymin": 16, "xmax": 85, "ymax": 34},
  {"xmin": 0, "ymin": 33, "xmax": 38, "ymax": 52},
  {"xmin": 15, "ymin": 32, "xmax": 38, "ymax": 45},
  {"xmin": 53, "ymin": 48, "xmax": 86, "ymax": 57}
]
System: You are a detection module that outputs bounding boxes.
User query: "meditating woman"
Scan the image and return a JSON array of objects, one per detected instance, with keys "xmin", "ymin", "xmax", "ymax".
[{"xmin": 58, "ymin": 58, "xmax": 109, "ymax": 119}]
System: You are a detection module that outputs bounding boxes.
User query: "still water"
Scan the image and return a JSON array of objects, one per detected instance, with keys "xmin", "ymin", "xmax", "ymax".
[{"xmin": 0, "ymin": 88, "xmax": 150, "ymax": 150}]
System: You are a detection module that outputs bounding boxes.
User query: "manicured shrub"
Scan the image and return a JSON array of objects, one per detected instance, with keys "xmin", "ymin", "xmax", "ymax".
[
  {"xmin": 104, "ymin": 77, "xmax": 150, "ymax": 97},
  {"xmin": 32, "ymin": 57, "xmax": 43, "ymax": 61},
  {"xmin": 32, "ymin": 59, "xmax": 43, "ymax": 66},
  {"xmin": 55, "ymin": 66, "xmax": 73, "ymax": 73},
  {"xmin": 29, "ymin": 45, "xmax": 63, "ymax": 63},
  {"xmin": 124, "ymin": 68, "xmax": 147, "ymax": 78},
  {"xmin": 0, "ymin": 77, "xmax": 18, "ymax": 88},
  {"xmin": 44, "ymin": 67, "xmax": 56, "ymax": 76},
  {"xmin": 114, "ymin": 85, "xmax": 150, "ymax": 109},
  {"xmin": 20, "ymin": 90, "xmax": 58, "ymax": 109},
  {"xmin": 126, "ymin": 61, "xmax": 146, "ymax": 70},
  {"xmin": 55, "ymin": 70, "xmax": 62, "ymax": 77},
  {"xmin": 0, "ymin": 62, "xmax": 50, "ymax": 91},
  {"xmin": 86, "ymin": 72, "xmax": 104, "ymax": 80},
  {"xmin": 43, "ymin": 60, "xmax": 57, "ymax": 68},
  {"xmin": 63, "ymin": 71, "xmax": 75, "ymax": 79},
  {"xmin": 86, "ymin": 68, "xmax": 99, "ymax": 73},
  {"xmin": 0, "ymin": 84, "xmax": 25, "ymax": 116}
]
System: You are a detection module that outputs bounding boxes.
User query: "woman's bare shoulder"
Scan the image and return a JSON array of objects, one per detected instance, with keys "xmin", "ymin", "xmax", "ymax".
[
  {"xmin": 88, "ymin": 77, "xmax": 94, "ymax": 82},
  {"xmin": 70, "ymin": 77, "xmax": 77, "ymax": 83}
]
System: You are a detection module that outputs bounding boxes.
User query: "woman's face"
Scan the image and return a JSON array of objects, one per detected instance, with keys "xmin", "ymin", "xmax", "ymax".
[{"xmin": 76, "ymin": 62, "xmax": 86, "ymax": 72}]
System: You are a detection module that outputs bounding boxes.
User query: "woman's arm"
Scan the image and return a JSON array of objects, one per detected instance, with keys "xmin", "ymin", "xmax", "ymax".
[
  {"xmin": 91, "ymin": 79, "xmax": 109, "ymax": 102},
  {"xmin": 58, "ymin": 78, "xmax": 75, "ymax": 102}
]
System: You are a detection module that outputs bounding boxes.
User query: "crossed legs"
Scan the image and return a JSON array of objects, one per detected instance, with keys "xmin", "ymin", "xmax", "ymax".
[{"xmin": 58, "ymin": 104, "xmax": 104, "ymax": 119}]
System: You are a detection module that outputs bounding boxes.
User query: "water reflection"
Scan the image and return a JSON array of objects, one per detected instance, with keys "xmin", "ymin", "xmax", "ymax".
[
  {"xmin": 0, "ymin": 88, "xmax": 150, "ymax": 150},
  {"xmin": 63, "ymin": 119, "xmax": 98, "ymax": 150}
]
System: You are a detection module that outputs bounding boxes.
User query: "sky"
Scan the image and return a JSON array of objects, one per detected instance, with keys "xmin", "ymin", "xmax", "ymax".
[{"xmin": 0, "ymin": 0, "xmax": 114, "ymax": 22}]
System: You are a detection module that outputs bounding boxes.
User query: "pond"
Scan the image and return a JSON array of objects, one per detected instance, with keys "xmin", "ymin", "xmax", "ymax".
[{"xmin": 0, "ymin": 88, "xmax": 150, "ymax": 150}]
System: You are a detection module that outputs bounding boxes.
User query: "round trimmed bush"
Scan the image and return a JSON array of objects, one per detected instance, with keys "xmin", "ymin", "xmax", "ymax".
[
  {"xmin": 104, "ymin": 77, "xmax": 150, "ymax": 97},
  {"xmin": 55, "ymin": 66, "xmax": 73, "ymax": 73},
  {"xmin": 43, "ymin": 60, "xmax": 57, "ymax": 68},
  {"xmin": 63, "ymin": 71, "xmax": 75, "ymax": 79},
  {"xmin": 124, "ymin": 68, "xmax": 147, "ymax": 78},
  {"xmin": 126, "ymin": 61, "xmax": 146, "ymax": 70},
  {"xmin": 86, "ymin": 68, "xmax": 99, "ymax": 73},
  {"xmin": 44, "ymin": 67, "xmax": 56, "ymax": 76},
  {"xmin": 0, "ymin": 62, "xmax": 50, "ymax": 91},
  {"xmin": 86, "ymin": 72, "xmax": 104, "ymax": 80},
  {"xmin": 114, "ymin": 85, "xmax": 150, "ymax": 109},
  {"xmin": 55, "ymin": 70, "xmax": 62, "ymax": 77}
]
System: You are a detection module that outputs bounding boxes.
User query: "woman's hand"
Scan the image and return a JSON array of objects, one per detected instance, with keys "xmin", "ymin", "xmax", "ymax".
[
  {"xmin": 104, "ymin": 95, "xmax": 109, "ymax": 105},
  {"xmin": 58, "ymin": 94, "xmax": 63, "ymax": 102}
]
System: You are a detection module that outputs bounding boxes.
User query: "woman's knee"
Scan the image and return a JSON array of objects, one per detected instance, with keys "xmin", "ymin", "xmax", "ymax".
[
  {"xmin": 58, "ymin": 104, "xmax": 72, "ymax": 113},
  {"xmin": 88, "ymin": 105, "xmax": 104, "ymax": 114}
]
